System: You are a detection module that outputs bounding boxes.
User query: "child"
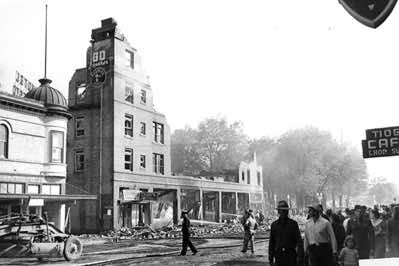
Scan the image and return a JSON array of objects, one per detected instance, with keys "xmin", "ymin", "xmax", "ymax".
[{"xmin": 339, "ymin": 235, "xmax": 359, "ymax": 266}]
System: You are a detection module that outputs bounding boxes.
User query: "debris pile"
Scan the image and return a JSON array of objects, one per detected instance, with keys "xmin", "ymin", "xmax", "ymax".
[{"xmin": 79, "ymin": 215, "xmax": 307, "ymax": 241}]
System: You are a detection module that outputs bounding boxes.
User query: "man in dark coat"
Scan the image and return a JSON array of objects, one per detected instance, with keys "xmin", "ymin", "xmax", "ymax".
[
  {"xmin": 180, "ymin": 210, "xmax": 198, "ymax": 256},
  {"xmin": 269, "ymin": 200, "xmax": 304, "ymax": 266},
  {"xmin": 331, "ymin": 213, "xmax": 346, "ymax": 254},
  {"xmin": 387, "ymin": 205, "xmax": 399, "ymax": 257},
  {"xmin": 346, "ymin": 205, "xmax": 374, "ymax": 259}
]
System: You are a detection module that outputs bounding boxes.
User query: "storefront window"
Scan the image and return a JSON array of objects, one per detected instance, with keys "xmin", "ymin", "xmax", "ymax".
[
  {"xmin": 42, "ymin": 184, "xmax": 61, "ymax": 195},
  {"xmin": 27, "ymin": 184, "xmax": 40, "ymax": 194},
  {"xmin": 0, "ymin": 183, "xmax": 24, "ymax": 194},
  {"xmin": 0, "ymin": 183, "xmax": 7, "ymax": 193}
]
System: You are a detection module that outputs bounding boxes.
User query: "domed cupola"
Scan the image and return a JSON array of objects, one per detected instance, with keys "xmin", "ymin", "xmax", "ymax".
[
  {"xmin": 24, "ymin": 4, "xmax": 71, "ymax": 119},
  {"xmin": 25, "ymin": 78, "xmax": 70, "ymax": 118}
]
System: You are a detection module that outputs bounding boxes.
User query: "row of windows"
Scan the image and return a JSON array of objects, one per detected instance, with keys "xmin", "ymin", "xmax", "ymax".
[
  {"xmin": 0, "ymin": 182, "xmax": 60, "ymax": 195},
  {"xmin": 241, "ymin": 170, "xmax": 262, "ymax": 186},
  {"xmin": 125, "ymin": 87, "xmax": 146, "ymax": 105},
  {"xmin": 76, "ymin": 84, "xmax": 147, "ymax": 106},
  {"xmin": 74, "ymin": 116, "xmax": 163, "ymax": 144},
  {"xmin": 0, "ymin": 124, "xmax": 64, "ymax": 163},
  {"xmin": 124, "ymin": 151, "xmax": 164, "ymax": 174},
  {"xmin": 74, "ymin": 150, "xmax": 164, "ymax": 175},
  {"xmin": 123, "ymin": 150, "xmax": 165, "ymax": 174},
  {"xmin": 124, "ymin": 115, "xmax": 146, "ymax": 137}
]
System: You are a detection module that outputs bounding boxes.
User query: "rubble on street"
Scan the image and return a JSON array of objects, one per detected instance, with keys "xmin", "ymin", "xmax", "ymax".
[{"xmin": 78, "ymin": 214, "xmax": 307, "ymax": 242}]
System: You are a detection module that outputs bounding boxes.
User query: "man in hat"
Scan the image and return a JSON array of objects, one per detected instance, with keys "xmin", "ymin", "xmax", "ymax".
[
  {"xmin": 269, "ymin": 200, "xmax": 304, "ymax": 266},
  {"xmin": 304, "ymin": 204, "xmax": 337, "ymax": 266},
  {"xmin": 241, "ymin": 209, "xmax": 258, "ymax": 254},
  {"xmin": 346, "ymin": 205, "xmax": 374, "ymax": 259},
  {"xmin": 179, "ymin": 210, "xmax": 197, "ymax": 256}
]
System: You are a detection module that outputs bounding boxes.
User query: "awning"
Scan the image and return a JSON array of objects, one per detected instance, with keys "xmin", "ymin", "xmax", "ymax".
[{"xmin": 0, "ymin": 193, "xmax": 97, "ymax": 203}]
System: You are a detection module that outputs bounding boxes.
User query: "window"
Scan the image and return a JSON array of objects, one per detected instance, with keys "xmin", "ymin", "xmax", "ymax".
[
  {"xmin": 140, "ymin": 89, "xmax": 146, "ymax": 104},
  {"xmin": 15, "ymin": 184, "xmax": 23, "ymax": 194},
  {"xmin": 42, "ymin": 184, "xmax": 61, "ymax": 195},
  {"xmin": 257, "ymin": 171, "xmax": 261, "ymax": 186},
  {"xmin": 0, "ymin": 183, "xmax": 23, "ymax": 194},
  {"xmin": 241, "ymin": 171, "xmax": 245, "ymax": 182},
  {"xmin": 75, "ymin": 151, "xmax": 84, "ymax": 172},
  {"xmin": 0, "ymin": 183, "xmax": 6, "ymax": 193},
  {"xmin": 125, "ymin": 115, "xmax": 133, "ymax": 137},
  {"xmin": 140, "ymin": 122, "xmax": 146, "ymax": 135},
  {"xmin": 152, "ymin": 153, "xmax": 164, "ymax": 175},
  {"xmin": 125, "ymin": 86, "xmax": 134, "ymax": 103},
  {"xmin": 0, "ymin": 125, "xmax": 8, "ymax": 159},
  {"xmin": 7, "ymin": 183, "xmax": 15, "ymax": 194},
  {"xmin": 247, "ymin": 169, "xmax": 250, "ymax": 184},
  {"xmin": 76, "ymin": 83, "xmax": 86, "ymax": 101},
  {"xmin": 140, "ymin": 155, "xmax": 146, "ymax": 168},
  {"xmin": 125, "ymin": 50, "xmax": 134, "ymax": 69},
  {"xmin": 50, "ymin": 131, "xmax": 64, "ymax": 163},
  {"xmin": 153, "ymin": 122, "xmax": 164, "ymax": 144},
  {"xmin": 27, "ymin": 184, "xmax": 40, "ymax": 194},
  {"xmin": 125, "ymin": 149, "xmax": 133, "ymax": 171},
  {"xmin": 75, "ymin": 117, "xmax": 85, "ymax": 136}
]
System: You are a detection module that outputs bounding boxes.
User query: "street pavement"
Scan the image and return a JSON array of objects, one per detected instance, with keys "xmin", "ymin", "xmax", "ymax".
[
  {"xmin": 0, "ymin": 238, "xmax": 269, "ymax": 266},
  {"xmin": 1, "ymin": 238, "xmax": 397, "ymax": 266}
]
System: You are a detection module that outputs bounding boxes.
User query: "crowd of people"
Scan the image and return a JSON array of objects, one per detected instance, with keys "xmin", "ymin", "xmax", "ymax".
[
  {"xmin": 258, "ymin": 201, "xmax": 399, "ymax": 265},
  {"xmin": 178, "ymin": 201, "xmax": 399, "ymax": 265}
]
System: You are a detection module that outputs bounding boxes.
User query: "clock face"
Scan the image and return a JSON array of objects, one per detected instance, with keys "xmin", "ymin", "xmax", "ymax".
[{"xmin": 91, "ymin": 67, "xmax": 106, "ymax": 85}]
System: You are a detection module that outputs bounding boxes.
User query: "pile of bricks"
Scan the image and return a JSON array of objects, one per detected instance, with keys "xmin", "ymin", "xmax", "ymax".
[{"xmin": 79, "ymin": 215, "xmax": 306, "ymax": 241}]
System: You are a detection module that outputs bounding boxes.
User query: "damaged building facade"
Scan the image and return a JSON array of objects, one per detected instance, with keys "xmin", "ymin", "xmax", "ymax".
[
  {"xmin": 67, "ymin": 18, "xmax": 264, "ymax": 233},
  {"xmin": 0, "ymin": 80, "xmax": 95, "ymax": 232}
]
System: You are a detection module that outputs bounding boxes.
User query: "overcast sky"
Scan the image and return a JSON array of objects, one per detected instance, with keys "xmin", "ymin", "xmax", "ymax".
[{"xmin": 1, "ymin": 0, "xmax": 399, "ymax": 185}]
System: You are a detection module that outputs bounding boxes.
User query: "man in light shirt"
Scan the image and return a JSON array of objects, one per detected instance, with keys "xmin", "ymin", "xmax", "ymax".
[{"xmin": 304, "ymin": 204, "xmax": 337, "ymax": 266}]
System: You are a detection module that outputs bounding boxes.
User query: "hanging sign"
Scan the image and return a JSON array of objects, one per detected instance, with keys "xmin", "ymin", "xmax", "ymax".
[
  {"xmin": 339, "ymin": 0, "xmax": 398, "ymax": 28},
  {"xmin": 362, "ymin": 126, "xmax": 399, "ymax": 158}
]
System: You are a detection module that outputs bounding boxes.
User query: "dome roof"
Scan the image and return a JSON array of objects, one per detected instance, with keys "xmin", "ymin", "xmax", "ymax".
[{"xmin": 25, "ymin": 78, "xmax": 68, "ymax": 111}]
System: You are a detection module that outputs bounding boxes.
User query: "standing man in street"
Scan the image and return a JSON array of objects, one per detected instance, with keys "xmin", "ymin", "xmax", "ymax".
[
  {"xmin": 304, "ymin": 204, "xmax": 337, "ymax": 266},
  {"xmin": 179, "ymin": 210, "xmax": 197, "ymax": 256},
  {"xmin": 269, "ymin": 200, "xmax": 304, "ymax": 266},
  {"xmin": 241, "ymin": 209, "xmax": 258, "ymax": 254},
  {"xmin": 346, "ymin": 205, "xmax": 374, "ymax": 259}
]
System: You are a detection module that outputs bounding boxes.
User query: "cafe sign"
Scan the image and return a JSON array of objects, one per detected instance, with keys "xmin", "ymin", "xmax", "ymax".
[{"xmin": 362, "ymin": 126, "xmax": 399, "ymax": 158}]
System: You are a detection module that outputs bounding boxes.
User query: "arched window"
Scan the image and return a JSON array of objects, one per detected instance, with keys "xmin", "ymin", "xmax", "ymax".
[{"xmin": 0, "ymin": 125, "xmax": 9, "ymax": 159}]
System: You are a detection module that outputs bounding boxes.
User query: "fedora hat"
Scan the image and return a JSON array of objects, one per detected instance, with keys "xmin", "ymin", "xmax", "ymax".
[
  {"xmin": 308, "ymin": 204, "xmax": 322, "ymax": 213},
  {"xmin": 276, "ymin": 200, "xmax": 290, "ymax": 210}
]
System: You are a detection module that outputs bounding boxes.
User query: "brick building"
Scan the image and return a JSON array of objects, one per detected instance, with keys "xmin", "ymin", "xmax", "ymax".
[
  {"xmin": 0, "ymin": 79, "xmax": 95, "ymax": 231},
  {"xmin": 67, "ymin": 18, "xmax": 264, "ymax": 233}
]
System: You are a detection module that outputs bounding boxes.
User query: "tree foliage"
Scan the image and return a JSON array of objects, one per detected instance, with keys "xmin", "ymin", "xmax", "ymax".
[
  {"xmin": 171, "ymin": 117, "xmax": 248, "ymax": 175},
  {"xmin": 171, "ymin": 120, "xmax": 369, "ymax": 209}
]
